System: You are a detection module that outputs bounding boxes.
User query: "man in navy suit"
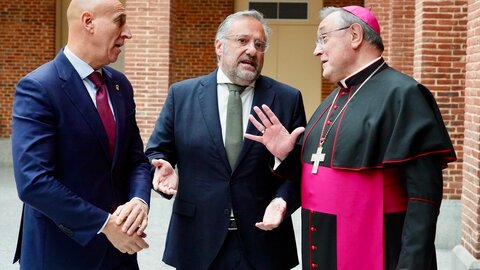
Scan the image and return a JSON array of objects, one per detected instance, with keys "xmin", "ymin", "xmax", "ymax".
[
  {"xmin": 11, "ymin": 0, "xmax": 151, "ymax": 269},
  {"xmin": 145, "ymin": 10, "xmax": 306, "ymax": 270}
]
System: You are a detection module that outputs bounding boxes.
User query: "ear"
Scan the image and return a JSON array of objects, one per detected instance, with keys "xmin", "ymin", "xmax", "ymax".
[
  {"xmin": 81, "ymin": 11, "xmax": 94, "ymax": 34},
  {"xmin": 215, "ymin": 39, "xmax": 223, "ymax": 58},
  {"xmin": 350, "ymin": 23, "xmax": 363, "ymax": 49}
]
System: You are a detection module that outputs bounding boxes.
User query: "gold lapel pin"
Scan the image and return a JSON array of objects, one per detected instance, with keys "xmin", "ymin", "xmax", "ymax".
[{"xmin": 115, "ymin": 84, "xmax": 120, "ymax": 91}]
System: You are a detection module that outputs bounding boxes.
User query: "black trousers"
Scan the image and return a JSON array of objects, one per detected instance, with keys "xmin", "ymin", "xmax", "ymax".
[{"xmin": 208, "ymin": 231, "xmax": 255, "ymax": 270}]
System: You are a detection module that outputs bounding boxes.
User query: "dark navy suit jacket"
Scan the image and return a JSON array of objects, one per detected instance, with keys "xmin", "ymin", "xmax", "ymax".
[
  {"xmin": 145, "ymin": 70, "xmax": 306, "ymax": 270},
  {"xmin": 11, "ymin": 51, "xmax": 151, "ymax": 270}
]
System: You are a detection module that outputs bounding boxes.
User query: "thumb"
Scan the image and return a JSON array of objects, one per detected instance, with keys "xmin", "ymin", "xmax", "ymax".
[
  {"xmin": 152, "ymin": 159, "xmax": 167, "ymax": 168},
  {"xmin": 291, "ymin": 127, "xmax": 305, "ymax": 140}
]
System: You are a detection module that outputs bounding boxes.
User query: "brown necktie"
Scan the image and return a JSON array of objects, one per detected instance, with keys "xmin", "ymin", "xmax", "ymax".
[
  {"xmin": 88, "ymin": 71, "xmax": 116, "ymax": 157},
  {"xmin": 225, "ymin": 84, "xmax": 246, "ymax": 169}
]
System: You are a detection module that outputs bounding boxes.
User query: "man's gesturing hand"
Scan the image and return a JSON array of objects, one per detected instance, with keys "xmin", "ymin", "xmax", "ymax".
[
  {"xmin": 152, "ymin": 159, "xmax": 178, "ymax": 195},
  {"xmin": 255, "ymin": 198, "xmax": 287, "ymax": 231},
  {"xmin": 245, "ymin": 104, "xmax": 304, "ymax": 161}
]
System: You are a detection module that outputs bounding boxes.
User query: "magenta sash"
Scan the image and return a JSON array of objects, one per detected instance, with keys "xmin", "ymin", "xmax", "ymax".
[{"xmin": 301, "ymin": 164, "xmax": 407, "ymax": 270}]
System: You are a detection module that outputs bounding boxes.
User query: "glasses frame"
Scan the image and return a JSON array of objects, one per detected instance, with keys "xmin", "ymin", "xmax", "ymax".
[
  {"xmin": 223, "ymin": 34, "xmax": 269, "ymax": 53},
  {"xmin": 316, "ymin": 25, "xmax": 351, "ymax": 47}
]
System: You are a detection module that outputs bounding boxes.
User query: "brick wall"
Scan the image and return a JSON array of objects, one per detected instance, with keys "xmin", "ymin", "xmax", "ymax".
[
  {"xmin": 124, "ymin": 0, "xmax": 171, "ymax": 141},
  {"xmin": 0, "ymin": 0, "xmax": 56, "ymax": 138},
  {"xmin": 461, "ymin": 0, "xmax": 480, "ymax": 258},
  {"xmin": 170, "ymin": 0, "xmax": 233, "ymax": 84},
  {"xmin": 127, "ymin": 0, "xmax": 233, "ymax": 141},
  {"xmin": 413, "ymin": 0, "xmax": 467, "ymax": 200}
]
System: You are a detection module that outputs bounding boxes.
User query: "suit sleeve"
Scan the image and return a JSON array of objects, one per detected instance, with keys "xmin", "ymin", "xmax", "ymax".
[
  {"xmin": 396, "ymin": 155, "xmax": 443, "ymax": 269},
  {"xmin": 12, "ymin": 76, "xmax": 109, "ymax": 246},
  {"xmin": 144, "ymin": 86, "xmax": 177, "ymax": 199},
  {"xmin": 120, "ymin": 77, "xmax": 152, "ymax": 205},
  {"xmin": 272, "ymin": 91, "xmax": 306, "ymax": 217},
  {"xmin": 145, "ymin": 86, "xmax": 177, "ymax": 165}
]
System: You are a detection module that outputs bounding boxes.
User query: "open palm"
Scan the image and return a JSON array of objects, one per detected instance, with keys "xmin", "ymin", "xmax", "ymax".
[{"xmin": 245, "ymin": 104, "xmax": 305, "ymax": 160}]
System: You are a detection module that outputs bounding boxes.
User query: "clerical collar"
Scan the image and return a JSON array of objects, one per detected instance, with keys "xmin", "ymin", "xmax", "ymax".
[{"xmin": 338, "ymin": 57, "xmax": 385, "ymax": 88}]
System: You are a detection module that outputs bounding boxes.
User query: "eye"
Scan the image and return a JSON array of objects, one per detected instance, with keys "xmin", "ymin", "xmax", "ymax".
[
  {"xmin": 254, "ymin": 41, "xmax": 266, "ymax": 51},
  {"xmin": 114, "ymin": 14, "xmax": 127, "ymax": 26},
  {"xmin": 236, "ymin": 37, "xmax": 249, "ymax": 46}
]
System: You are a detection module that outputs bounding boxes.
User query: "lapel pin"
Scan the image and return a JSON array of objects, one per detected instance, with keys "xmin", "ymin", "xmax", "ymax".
[{"xmin": 115, "ymin": 84, "xmax": 120, "ymax": 91}]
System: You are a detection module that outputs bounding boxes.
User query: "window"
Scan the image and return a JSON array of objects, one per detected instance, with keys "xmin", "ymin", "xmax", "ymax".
[{"xmin": 249, "ymin": 1, "xmax": 308, "ymax": 20}]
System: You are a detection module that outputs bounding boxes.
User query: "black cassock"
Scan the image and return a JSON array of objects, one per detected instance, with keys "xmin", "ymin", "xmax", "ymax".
[{"xmin": 277, "ymin": 59, "xmax": 456, "ymax": 270}]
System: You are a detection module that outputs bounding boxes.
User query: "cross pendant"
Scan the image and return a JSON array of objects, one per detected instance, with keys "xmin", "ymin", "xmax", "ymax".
[{"xmin": 310, "ymin": 146, "xmax": 326, "ymax": 174}]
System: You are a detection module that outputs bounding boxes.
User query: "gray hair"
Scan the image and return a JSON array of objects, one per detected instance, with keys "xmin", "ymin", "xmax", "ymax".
[
  {"xmin": 320, "ymin": 7, "xmax": 384, "ymax": 52},
  {"xmin": 215, "ymin": 10, "xmax": 271, "ymax": 44}
]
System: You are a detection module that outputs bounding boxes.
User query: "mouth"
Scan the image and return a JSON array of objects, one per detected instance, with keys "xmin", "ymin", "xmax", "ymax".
[{"xmin": 239, "ymin": 59, "xmax": 257, "ymax": 69}]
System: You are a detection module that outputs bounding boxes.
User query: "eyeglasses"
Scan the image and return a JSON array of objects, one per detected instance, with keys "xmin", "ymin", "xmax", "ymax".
[
  {"xmin": 223, "ymin": 34, "xmax": 269, "ymax": 53},
  {"xmin": 315, "ymin": 26, "xmax": 351, "ymax": 47}
]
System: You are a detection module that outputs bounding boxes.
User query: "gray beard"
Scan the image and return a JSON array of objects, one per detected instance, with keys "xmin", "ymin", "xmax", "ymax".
[{"xmin": 228, "ymin": 69, "xmax": 259, "ymax": 85}]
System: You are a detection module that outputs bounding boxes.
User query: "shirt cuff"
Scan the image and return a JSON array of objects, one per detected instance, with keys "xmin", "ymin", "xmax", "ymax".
[
  {"xmin": 132, "ymin": 197, "xmax": 148, "ymax": 206},
  {"xmin": 98, "ymin": 213, "xmax": 110, "ymax": 234},
  {"xmin": 273, "ymin": 157, "xmax": 283, "ymax": 170}
]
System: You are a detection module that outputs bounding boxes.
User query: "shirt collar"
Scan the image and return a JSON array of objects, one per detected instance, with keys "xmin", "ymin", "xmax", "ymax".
[{"xmin": 63, "ymin": 46, "xmax": 98, "ymax": 80}]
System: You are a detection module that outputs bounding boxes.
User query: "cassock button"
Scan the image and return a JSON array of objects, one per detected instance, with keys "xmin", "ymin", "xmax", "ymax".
[
  {"xmin": 326, "ymin": 120, "xmax": 332, "ymax": 125},
  {"xmin": 311, "ymin": 263, "xmax": 318, "ymax": 268},
  {"xmin": 333, "ymin": 105, "xmax": 339, "ymax": 110},
  {"xmin": 311, "ymin": 245, "xmax": 317, "ymax": 251},
  {"xmin": 310, "ymin": 226, "xmax": 317, "ymax": 232}
]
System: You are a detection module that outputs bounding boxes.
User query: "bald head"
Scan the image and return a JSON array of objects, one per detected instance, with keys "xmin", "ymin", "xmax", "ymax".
[{"xmin": 65, "ymin": 0, "xmax": 131, "ymax": 69}]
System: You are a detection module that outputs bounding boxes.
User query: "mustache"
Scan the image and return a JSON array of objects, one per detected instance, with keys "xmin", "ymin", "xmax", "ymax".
[{"xmin": 238, "ymin": 55, "xmax": 257, "ymax": 67}]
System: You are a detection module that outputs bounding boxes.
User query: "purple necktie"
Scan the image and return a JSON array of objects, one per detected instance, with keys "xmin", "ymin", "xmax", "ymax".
[{"xmin": 88, "ymin": 71, "xmax": 116, "ymax": 157}]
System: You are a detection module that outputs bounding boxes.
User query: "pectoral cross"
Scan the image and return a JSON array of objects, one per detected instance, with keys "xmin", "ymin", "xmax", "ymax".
[{"xmin": 310, "ymin": 146, "xmax": 325, "ymax": 174}]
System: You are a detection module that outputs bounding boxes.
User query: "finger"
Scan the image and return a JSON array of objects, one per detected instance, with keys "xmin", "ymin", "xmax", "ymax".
[
  {"xmin": 248, "ymin": 114, "xmax": 266, "ymax": 133},
  {"xmin": 290, "ymin": 127, "xmax": 306, "ymax": 141},
  {"xmin": 261, "ymin": 104, "xmax": 281, "ymax": 126},
  {"xmin": 244, "ymin": 133, "xmax": 263, "ymax": 143},
  {"xmin": 112, "ymin": 205, "xmax": 124, "ymax": 216},
  {"xmin": 253, "ymin": 106, "xmax": 273, "ymax": 127},
  {"xmin": 122, "ymin": 208, "xmax": 141, "ymax": 233},
  {"xmin": 126, "ymin": 213, "xmax": 145, "ymax": 235},
  {"xmin": 135, "ymin": 237, "xmax": 150, "ymax": 249},
  {"xmin": 116, "ymin": 205, "xmax": 133, "ymax": 225},
  {"xmin": 159, "ymin": 181, "xmax": 175, "ymax": 195},
  {"xmin": 255, "ymin": 222, "xmax": 272, "ymax": 231},
  {"xmin": 151, "ymin": 159, "xmax": 163, "ymax": 167},
  {"xmin": 137, "ymin": 217, "xmax": 148, "ymax": 236},
  {"xmin": 164, "ymin": 187, "xmax": 177, "ymax": 195}
]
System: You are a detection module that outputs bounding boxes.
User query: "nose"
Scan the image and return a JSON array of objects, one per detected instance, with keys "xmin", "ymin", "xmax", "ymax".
[
  {"xmin": 313, "ymin": 43, "xmax": 323, "ymax": 56},
  {"xmin": 122, "ymin": 25, "xmax": 133, "ymax": 39}
]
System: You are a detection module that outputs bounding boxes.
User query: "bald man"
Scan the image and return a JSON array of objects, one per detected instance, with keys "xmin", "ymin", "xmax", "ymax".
[{"xmin": 11, "ymin": 0, "xmax": 151, "ymax": 269}]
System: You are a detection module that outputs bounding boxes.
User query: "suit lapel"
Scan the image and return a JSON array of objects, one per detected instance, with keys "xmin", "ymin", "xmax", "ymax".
[
  {"xmin": 54, "ymin": 52, "xmax": 112, "ymax": 160},
  {"xmin": 236, "ymin": 76, "xmax": 275, "ymax": 170},
  {"xmin": 197, "ymin": 71, "xmax": 232, "ymax": 172}
]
